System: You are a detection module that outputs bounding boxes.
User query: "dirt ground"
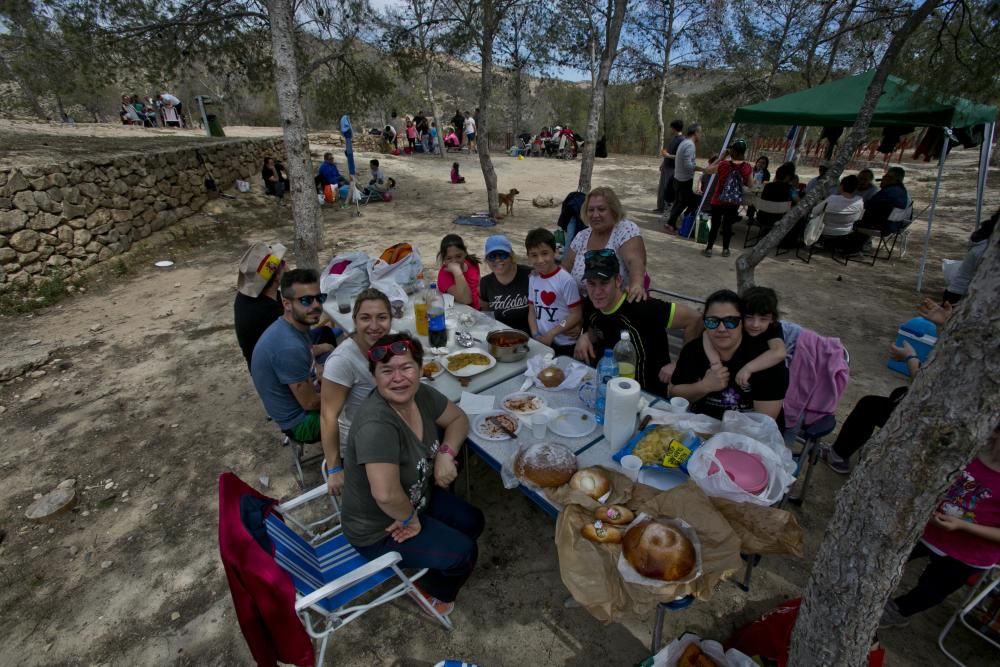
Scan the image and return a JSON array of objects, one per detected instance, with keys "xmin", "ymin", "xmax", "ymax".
[{"xmin": 1, "ymin": 121, "xmax": 997, "ymax": 666}]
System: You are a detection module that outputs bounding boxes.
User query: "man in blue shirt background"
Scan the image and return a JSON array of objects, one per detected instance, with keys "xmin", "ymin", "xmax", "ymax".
[
  {"xmin": 315, "ymin": 152, "xmax": 347, "ymax": 193},
  {"xmin": 862, "ymin": 166, "xmax": 910, "ymax": 230}
]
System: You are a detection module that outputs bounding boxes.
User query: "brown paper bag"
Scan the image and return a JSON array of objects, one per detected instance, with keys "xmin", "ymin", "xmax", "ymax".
[{"xmin": 709, "ymin": 497, "xmax": 805, "ymax": 557}]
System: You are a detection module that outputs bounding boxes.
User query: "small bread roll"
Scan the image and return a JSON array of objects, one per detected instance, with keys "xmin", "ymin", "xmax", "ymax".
[
  {"xmin": 569, "ymin": 468, "xmax": 610, "ymax": 500},
  {"xmin": 538, "ymin": 366, "xmax": 566, "ymax": 388},
  {"xmin": 594, "ymin": 504, "xmax": 635, "ymax": 525},
  {"xmin": 581, "ymin": 520, "xmax": 623, "ymax": 544}
]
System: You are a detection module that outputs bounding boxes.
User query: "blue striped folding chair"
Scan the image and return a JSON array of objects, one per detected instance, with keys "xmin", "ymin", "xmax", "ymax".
[{"xmin": 267, "ymin": 485, "xmax": 452, "ymax": 665}]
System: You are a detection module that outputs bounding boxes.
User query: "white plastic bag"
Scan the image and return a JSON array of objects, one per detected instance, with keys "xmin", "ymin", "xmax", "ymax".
[
  {"xmin": 320, "ymin": 251, "xmax": 371, "ymax": 298},
  {"xmin": 235, "ymin": 179, "xmax": 251, "ymax": 193},
  {"xmin": 803, "ymin": 201, "xmax": 827, "ymax": 247},
  {"xmin": 653, "ymin": 632, "xmax": 756, "ymax": 667},
  {"xmin": 367, "ymin": 245, "xmax": 423, "ymax": 293},
  {"xmin": 368, "ymin": 279, "xmax": 408, "ymax": 310},
  {"xmin": 721, "ymin": 411, "xmax": 796, "ymax": 475},
  {"xmin": 942, "ymin": 258, "xmax": 961, "ymax": 287},
  {"xmin": 687, "ymin": 432, "xmax": 795, "ymax": 506}
]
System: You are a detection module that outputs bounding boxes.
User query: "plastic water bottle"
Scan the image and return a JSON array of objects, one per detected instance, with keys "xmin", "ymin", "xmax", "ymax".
[
  {"xmin": 427, "ymin": 284, "xmax": 448, "ymax": 348},
  {"xmin": 413, "ymin": 272, "xmax": 428, "ymax": 336},
  {"xmin": 595, "ymin": 349, "xmax": 619, "ymax": 425},
  {"xmin": 613, "ymin": 330, "xmax": 637, "ymax": 380}
]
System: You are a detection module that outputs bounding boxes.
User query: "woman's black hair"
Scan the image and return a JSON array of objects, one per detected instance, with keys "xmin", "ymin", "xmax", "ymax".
[
  {"xmin": 755, "ymin": 156, "xmax": 770, "ymax": 168},
  {"xmin": 367, "ymin": 332, "xmax": 424, "ymax": 374},
  {"xmin": 970, "ymin": 207, "xmax": 999, "ymax": 243},
  {"xmin": 704, "ymin": 289, "xmax": 742, "ymax": 315},
  {"xmin": 452, "ymin": 162, "xmax": 460, "ymax": 170},
  {"xmin": 437, "ymin": 233, "xmax": 481, "ymax": 266},
  {"xmin": 740, "ymin": 286, "xmax": 780, "ymax": 320}
]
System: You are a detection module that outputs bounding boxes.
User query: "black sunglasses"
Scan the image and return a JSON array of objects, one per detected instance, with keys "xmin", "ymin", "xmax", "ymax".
[
  {"xmin": 486, "ymin": 251, "xmax": 511, "ymax": 262},
  {"xmin": 704, "ymin": 316, "xmax": 741, "ymax": 330},
  {"xmin": 367, "ymin": 339, "xmax": 416, "ymax": 362},
  {"xmin": 295, "ymin": 293, "xmax": 328, "ymax": 307}
]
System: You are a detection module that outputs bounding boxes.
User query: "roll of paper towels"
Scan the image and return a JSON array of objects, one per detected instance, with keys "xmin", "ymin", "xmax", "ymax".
[{"xmin": 604, "ymin": 377, "xmax": 641, "ymax": 450}]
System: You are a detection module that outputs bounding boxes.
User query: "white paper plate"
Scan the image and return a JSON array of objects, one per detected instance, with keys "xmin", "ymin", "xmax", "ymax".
[
  {"xmin": 154, "ymin": 260, "xmax": 174, "ymax": 268},
  {"xmin": 420, "ymin": 359, "xmax": 446, "ymax": 380},
  {"xmin": 500, "ymin": 392, "xmax": 547, "ymax": 415},
  {"xmin": 443, "ymin": 349, "xmax": 497, "ymax": 378},
  {"xmin": 472, "ymin": 411, "xmax": 521, "ymax": 441},
  {"xmin": 548, "ymin": 407, "xmax": 597, "ymax": 438}
]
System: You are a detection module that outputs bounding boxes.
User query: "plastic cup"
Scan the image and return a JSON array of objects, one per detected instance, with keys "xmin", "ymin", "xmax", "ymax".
[
  {"xmin": 621, "ymin": 454, "xmax": 642, "ymax": 482},
  {"xmin": 531, "ymin": 415, "xmax": 546, "ymax": 439},
  {"xmin": 336, "ymin": 288, "xmax": 351, "ymax": 314},
  {"xmin": 669, "ymin": 396, "xmax": 689, "ymax": 414}
]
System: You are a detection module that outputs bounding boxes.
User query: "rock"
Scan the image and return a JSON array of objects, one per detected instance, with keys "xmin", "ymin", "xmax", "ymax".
[
  {"xmin": 12, "ymin": 191, "xmax": 37, "ymax": 213},
  {"xmin": 62, "ymin": 202, "xmax": 86, "ymax": 220},
  {"xmin": 57, "ymin": 478, "xmax": 76, "ymax": 490},
  {"xmin": 97, "ymin": 246, "xmax": 114, "ymax": 261},
  {"xmin": 259, "ymin": 475, "xmax": 270, "ymax": 489},
  {"xmin": 0, "ymin": 209, "xmax": 28, "ymax": 233},
  {"xmin": 170, "ymin": 612, "xmax": 181, "ymax": 621},
  {"xmin": 68, "ymin": 545, "xmax": 79, "ymax": 556},
  {"xmin": 9, "ymin": 229, "xmax": 39, "ymax": 252},
  {"xmin": 89, "ymin": 323, "xmax": 103, "ymax": 332},
  {"xmin": 22, "ymin": 262, "xmax": 43, "ymax": 275},
  {"xmin": 0, "ymin": 406, "xmax": 5, "ymax": 414},
  {"xmin": 100, "ymin": 560, "xmax": 113, "ymax": 569},
  {"xmin": 32, "ymin": 191, "xmax": 53, "ymax": 212},
  {"xmin": 18, "ymin": 251, "xmax": 40, "ymax": 265},
  {"xmin": 0, "ymin": 347, "xmax": 49, "ymax": 382},
  {"xmin": 25, "ymin": 486, "xmax": 76, "ymax": 522},
  {"xmin": 27, "ymin": 212, "xmax": 61, "ymax": 231},
  {"xmin": 4, "ymin": 170, "xmax": 29, "ymax": 194},
  {"xmin": 0, "ymin": 248, "xmax": 15, "ymax": 263},
  {"xmin": 28, "ymin": 370, "xmax": 46, "ymax": 378}
]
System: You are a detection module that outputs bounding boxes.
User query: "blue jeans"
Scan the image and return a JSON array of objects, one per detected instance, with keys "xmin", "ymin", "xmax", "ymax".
[
  {"xmin": 565, "ymin": 219, "xmax": 578, "ymax": 249},
  {"xmin": 353, "ymin": 488, "xmax": 484, "ymax": 603}
]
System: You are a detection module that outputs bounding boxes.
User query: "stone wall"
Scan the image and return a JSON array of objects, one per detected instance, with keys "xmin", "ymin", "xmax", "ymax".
[{"xmin": 0, "ymin": 136, "xmax": 285, "ymax": 291}]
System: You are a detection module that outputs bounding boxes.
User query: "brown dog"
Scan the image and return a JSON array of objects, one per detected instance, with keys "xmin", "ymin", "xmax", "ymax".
[{"xmin": 498, "ymin": 188, "xmax": 520, "ymax": 216}]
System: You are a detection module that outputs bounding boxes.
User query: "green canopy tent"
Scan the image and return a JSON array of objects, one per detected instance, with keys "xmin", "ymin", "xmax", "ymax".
[{"xmin": 695, "ymin": 71, "xmax": 997, "ymax": 289}]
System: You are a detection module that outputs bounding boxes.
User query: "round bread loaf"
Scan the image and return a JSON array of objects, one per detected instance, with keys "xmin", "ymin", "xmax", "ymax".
[
  {"xmin": 593, "ymin": 504, "xmax": 634, "ymax": 525},
  {"xmin": 538, "ymin": 366, "xmax": 566, "ymax": 388},
  {"xmin": 514, "ymin": 442, "xmax": 577, "ymax": 487},
  {"xmin": 623, "ymin": 520, "xmax": 696, "ymax": 581},
  {"xmin": 581, "ymin": 520, "xmax": 623, "ymax": 544},
  {"xmin": 569, "ymin": 467, "xmax": 610, "ymax": 499}
]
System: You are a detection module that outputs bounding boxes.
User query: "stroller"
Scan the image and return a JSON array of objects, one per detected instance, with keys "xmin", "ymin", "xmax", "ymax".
[{"xmin": 560, "ymin": 132, "xmax": 583, "ymax": 159}]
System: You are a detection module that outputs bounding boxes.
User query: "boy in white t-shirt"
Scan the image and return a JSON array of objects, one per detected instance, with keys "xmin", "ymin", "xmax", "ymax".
[{"xmin": 526, "ymin": 228, "xmax": 582, "ymax": 358}]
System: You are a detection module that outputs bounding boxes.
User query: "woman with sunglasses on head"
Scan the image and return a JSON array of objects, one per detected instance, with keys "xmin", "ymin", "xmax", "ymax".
[
  {"xmin": 669, "ymin": 289, "xmax": 787, "ymax": 421},
  {"xmin": 477, "ymin": 234, "xmax": 532, "ymax": 333},
  {"xmin": 436, "ymin": 234, "xmax": 482, "ymax": 309},
  {"xmin": 340, "ymin": 333, "xmax": 482, "ymax": 618},
  {"xmin": 319, "ymin": 288, "xmax": 393, "ymax": 497},
  {"xmin": 562, "ymin": 186, "xmax": 650, "ymax": 302}
]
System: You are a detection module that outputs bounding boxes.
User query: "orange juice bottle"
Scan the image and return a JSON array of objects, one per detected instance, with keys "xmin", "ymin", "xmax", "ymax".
[{"xmin": 414, "ymin": 272, "xmax": 429, "ymax": 336}]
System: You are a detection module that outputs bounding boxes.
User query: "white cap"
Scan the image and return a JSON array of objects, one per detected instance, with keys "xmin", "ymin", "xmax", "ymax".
[{"xmin": 620, "ymin": 331, "xmax": 630, "ymax": 340}]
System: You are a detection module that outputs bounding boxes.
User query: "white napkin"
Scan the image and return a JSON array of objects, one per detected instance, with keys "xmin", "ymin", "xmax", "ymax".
[
  {"xmin": 525, "ymin": 355, "xmax": 590, "ymax": 390},
  {"xmin": 457, "ymin": 391, "xmax": 494, "ymax": 415},
  {"xmin": 443, "ymin": 293, "xmax": 456, "ymax": 308}
]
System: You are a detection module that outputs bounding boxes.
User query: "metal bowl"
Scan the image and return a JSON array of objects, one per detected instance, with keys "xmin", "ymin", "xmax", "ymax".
[{"xmin": 486, "ymin": 329, "xmax": 530, "ymax": 362}]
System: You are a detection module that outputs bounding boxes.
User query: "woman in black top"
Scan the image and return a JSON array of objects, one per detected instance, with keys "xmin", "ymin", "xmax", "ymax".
[
  {"xmin": 261, "ymin": 157, "xmax": 289, "ymax": 199},
  {"xmin": 478, "ymin": 235, "xmax": 532, "ymax": 333}
]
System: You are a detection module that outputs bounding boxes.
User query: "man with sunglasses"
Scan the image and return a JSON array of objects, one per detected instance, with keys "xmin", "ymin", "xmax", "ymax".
[
  {"xmin": 251, "ymin": 269, "xmax": 329, "ymax": 443},
  {"xmin": 669, "ymin": 289, "xmax": 787, "ymax": 421},
  {"xmin": 575, "ymin": 251, "xmax": 702, "ymax": 397}
]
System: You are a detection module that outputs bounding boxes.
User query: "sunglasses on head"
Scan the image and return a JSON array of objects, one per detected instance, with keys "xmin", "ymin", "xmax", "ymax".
[
  {"xmin": 584, "ymin": 248, "xmax": 616, "ymax": 260},
  {"xmin": 294, "ymin": 293, "xmax": 328, "ymax": 307},
  {"xmin": 367, "ymin": 339, "xmax": 416, "ymax": 362},
  {"xmin": 486, "ymin": 251, "xmax": 511, "ymax": 262},
  {"xmin": 704, "ymin": 316, "xmax": 741, "ymax": 330}
]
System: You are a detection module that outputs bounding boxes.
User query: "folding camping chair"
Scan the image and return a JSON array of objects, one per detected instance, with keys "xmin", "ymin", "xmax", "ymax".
[
  {"xmin": 852, "ymin": 202, "xmax": 913, "ymax": 266},
  {"xmin": 266, "ymin": 483, "xmax": 453, "ymax": 665},
  {"xmin": 937, "ymin": 566, "xmax": 1000, "ymax": 666},
  {"xmin": 744, "ymin": 196, "xmax": 790, "ymax": 248},
  {"xmin": 283, "ymin": 432, "xmax": 325, "ymax": 490},
  {"xmin": 796, "ymin": 203, "xmax": 861, "ymax": 266}
]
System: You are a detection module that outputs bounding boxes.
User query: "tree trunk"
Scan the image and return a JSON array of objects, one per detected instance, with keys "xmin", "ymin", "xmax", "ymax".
[
  {"xmin": 478, "ymin": 0, "xmax": 499, "ymax": 218},
  {"xmin": 735, "ymin": 0, "xmax": 941, "ymax": 293},
  {"xmin": 424, "ymin": 64, "xmax": 445, "ymax": 158},
  {"xmin": 513, "ymin": 64, "xmax": 524, "ymax": 137},
  {"xmin": 0, "ymin": 52, "xmax": 47, "ymax": 120},
  {"xmin": 788, "ymin": 226, "xmax": 999, "ymax": 665},
  {"xmin": 577, "ymin": 0, "xmax": 628, "ymax": 192},
  {"xmin": 264, "ymin": 0, "xmax": 321, "ymax": 270},
  {"xmin": 654, "ymin": 0, "xmax": 676, "ymax": 152}
]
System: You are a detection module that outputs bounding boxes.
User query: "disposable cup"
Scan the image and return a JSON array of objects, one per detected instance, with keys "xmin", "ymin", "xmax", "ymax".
[
  {"xmin": 669, "ymin": 396, "xmax": 690, "ymax": 414},
  {"xmin": 531, "ymin": 416, "xmax": 546, "ymax": 439},
  {"xmin": 621, "ymin": 454, "xmax": 642, "ymax": 482}
]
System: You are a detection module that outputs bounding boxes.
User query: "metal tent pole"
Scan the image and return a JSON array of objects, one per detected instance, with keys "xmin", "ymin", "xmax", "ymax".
[
  {"xmin": 916, "ymin": 128, "xmax": 952, "ymax": 292},
  {"xmin": 688, "ymin": 122, "xmax": 737, "ymax": 238},
  {"xmin": 975, "ymin": 121, "xmax": 995, "ymax": 227},
  {"xmin": 785, "ymin": 125, "xmax": 802, "ymax": 163}
]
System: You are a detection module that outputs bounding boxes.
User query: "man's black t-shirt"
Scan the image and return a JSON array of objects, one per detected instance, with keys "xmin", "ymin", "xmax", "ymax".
[
  {"xmin": 671, "ymin": 335, "xmax": 788, "ymax": 419},
  {"xmin": 234, "ymin": 292, "xmax": 283, "ymax": 369},
  {"xmin": 584, "ymin": 294, "xmax": 678, "ymax": 398},
  {"xmin": 478, "ymin": 265, "xmax": 531, "ymax": 334}
]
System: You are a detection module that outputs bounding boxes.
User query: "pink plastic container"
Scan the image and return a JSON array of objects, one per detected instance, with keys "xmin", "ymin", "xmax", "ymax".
[{"xmin": 708, "ymin": 448, "xmax": 769, "ymax": 495}]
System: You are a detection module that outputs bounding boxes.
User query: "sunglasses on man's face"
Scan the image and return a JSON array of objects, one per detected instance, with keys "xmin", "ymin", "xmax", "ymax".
[
  {"xmin": 295, "ymin": 293, "xmax": 328, "ymax": 307},
  {"xmin": 367, "ymin": 339, "xmax": 416, "ymax": 362},
  {"xmin": 486, "ymin": 251, "xmax": 511, "ymax": 262},
  {"xmin": 704, "ymin": 316, "xmax": 742, "ymax": 330}
]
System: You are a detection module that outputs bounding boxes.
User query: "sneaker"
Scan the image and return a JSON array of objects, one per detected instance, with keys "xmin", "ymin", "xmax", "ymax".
[
  {"xmin": 822, "ymin": 444, "xmax": 851, "ymax": 475},
  {"xmin": 663, "ymin": 224, "xmax": 678, "ymax": 236},
  {"xmin": 878, "ymin": 600, "xmax": 910, "ymax": 629},
  {"xmin": 721, "ymin": 248, "xmax": 731, "ymax": 258},
  {"xmin": 409, "ymin": 585, "xmax": 455, "ymax": 617},
  {"xmin": 702, "ymin": 247, "xmax": 713, "ymax": 257}
]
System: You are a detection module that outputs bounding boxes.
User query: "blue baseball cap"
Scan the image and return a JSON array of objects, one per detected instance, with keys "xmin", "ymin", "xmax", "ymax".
[{"xmin": 484, "ymin": 235, "xmax": 513, "ymax": 256}]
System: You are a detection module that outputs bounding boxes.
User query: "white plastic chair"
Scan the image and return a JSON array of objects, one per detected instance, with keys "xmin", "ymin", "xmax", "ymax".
[
  {"xmin": 938, "ymin": 566, "xmax": 1000, "ymax": 666},
  {"xmin": 269, "ymin": 484, "xmax": 452, "ymax": 665},
  {"xmin": 745, "ymin": 196, "xmax": 791, "ymax": 247}
]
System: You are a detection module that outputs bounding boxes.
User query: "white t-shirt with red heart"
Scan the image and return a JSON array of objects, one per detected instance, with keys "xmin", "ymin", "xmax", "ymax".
[{"xmin": 529, "ymin": 266, "xmax": 581, "ymax": 346}]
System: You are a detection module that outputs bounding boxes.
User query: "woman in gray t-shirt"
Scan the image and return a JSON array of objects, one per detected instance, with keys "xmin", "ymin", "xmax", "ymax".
[
  {"xmin": 320, "ymin": 289, "xmax": 393, "ymax": 497},
  {"xmin": 341, "ymin": 332, "xmax": 483, "ymax": 616}
]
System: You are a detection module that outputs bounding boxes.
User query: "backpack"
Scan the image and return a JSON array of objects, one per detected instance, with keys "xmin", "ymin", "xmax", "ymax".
[
  {"xmin": 718, "ymin": 163, "xmax": 747, "ymax": 205},
  {"xmin": 557, "ymin": 191, "xmax": 587, "ymax": 232}
]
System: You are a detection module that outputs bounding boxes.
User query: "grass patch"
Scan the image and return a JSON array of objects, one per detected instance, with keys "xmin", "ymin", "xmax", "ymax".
[{"xmin": 0, "ymin": 271, "xmax": 77, "ymax": 316}]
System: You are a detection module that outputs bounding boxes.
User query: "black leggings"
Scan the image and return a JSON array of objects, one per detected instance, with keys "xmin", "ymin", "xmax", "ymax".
[
  {"xmin": 706, "ymin": 204, "xmax": 740, "ymax": 250},
  {"xmin": 894, "ymin": 542, "xmax": 980, "ymax": 617},
  {"xmin": 665, "ymin": 179, "xmax": 696, "ymax": 229},
  {"xmin": 831, "ymin": 387, "xmax": 908, "ymax": 461}
]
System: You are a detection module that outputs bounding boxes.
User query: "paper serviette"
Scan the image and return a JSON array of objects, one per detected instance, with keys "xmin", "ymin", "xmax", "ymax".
[{"xmin": 457, "ymin": 391, "xmax": 494, "ymax": 414}]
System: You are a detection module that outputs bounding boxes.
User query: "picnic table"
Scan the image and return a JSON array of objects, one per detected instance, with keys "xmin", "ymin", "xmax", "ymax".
[{"xmin": 323, "ymin": 298, "xmax": 552, "ymax": 402}]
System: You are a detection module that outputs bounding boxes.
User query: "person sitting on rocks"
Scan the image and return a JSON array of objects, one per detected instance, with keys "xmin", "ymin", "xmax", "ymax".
[
  {"xmin": 261, "ymin": 157, "xmax": 289, "ymax": 200},
  {"xmin": 315, "ymin": 152, "xmax": 347, "ymax": 193},
  {"xmin": 574, "ymin": 250, "xmax": 702, "ymax": 396}
]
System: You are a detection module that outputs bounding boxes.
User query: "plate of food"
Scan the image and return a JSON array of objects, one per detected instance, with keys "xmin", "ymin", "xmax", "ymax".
[
  {"xmin": 472, "ymin": 411, "xmax": 521, "ymax": 441},
  {"xmin": 547, "ymin": 407, "xmax": 597, "ymax": 438},
  {"xmin": 421, "ymin": 359, "xmax": 445, "ymax": 380},
  {"xmin": 443, "ymin": 349, "xmax": 497, "ymax": 378},
  {"xmin": 501, "ymin": 392, "xmax": 547, "ymax": 415}
]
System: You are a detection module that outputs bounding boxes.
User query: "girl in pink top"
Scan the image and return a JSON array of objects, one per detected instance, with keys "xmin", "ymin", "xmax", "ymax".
[
  {"xmin": 881, "ymin": 426, "xmax": 1000, "ymax": 628},
  {"xmin": 406, "ymin": 121, "xmax": 417, "ymax": 151},
  {"xmin": 436, "ymin": 234, "xmax": 481, "ymax": 310}
]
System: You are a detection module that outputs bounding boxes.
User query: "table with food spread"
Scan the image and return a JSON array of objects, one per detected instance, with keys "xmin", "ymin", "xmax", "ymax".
[{"xmin": 323, "ymin": 298, "xmax": 552, "ymax": 402}]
